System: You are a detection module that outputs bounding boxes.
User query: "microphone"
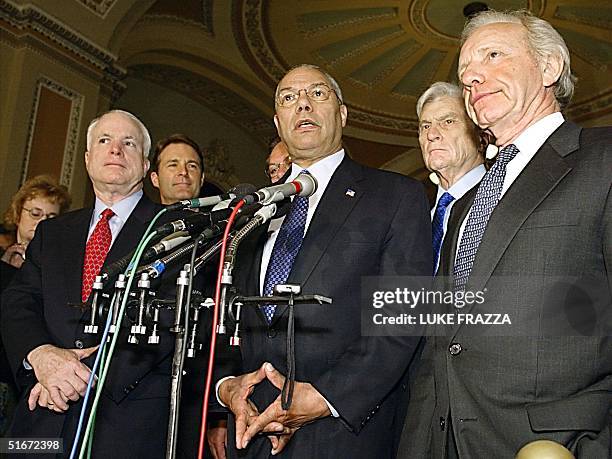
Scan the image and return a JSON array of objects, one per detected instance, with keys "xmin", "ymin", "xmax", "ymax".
[
  {"xmin": 240, "ymin": 174, "xmax": 317, "ymax": 205},
  {"xmin": 101, "ymin": 232, "xmax": 192, "ymax": 282},
  {"xmin": 165, "ymin": 183, "xmax": 257, "ymax": 211},
  {"xmin": 155, "ymin": 208, "xmax": 233, "ymax": 238}
]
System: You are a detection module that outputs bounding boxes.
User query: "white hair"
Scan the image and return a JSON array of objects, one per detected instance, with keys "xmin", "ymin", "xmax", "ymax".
[
  {"xmin": 86, "ymin": 109, "xmax": 151, "ymax": 158},
  {"xmin": 275, "ymin": 64, "xmax": 344, "ymax": 105},
  {"xmin": 461, "ymin": 9, "xmax": 575, "ymax": 109},
  {"xmin": 416, "ymin": 82, "xmax": 463, "ymax": 118}
]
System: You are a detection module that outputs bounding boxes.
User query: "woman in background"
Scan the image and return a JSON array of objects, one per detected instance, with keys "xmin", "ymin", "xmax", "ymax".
[{"xmin": 0, "ymin": 175, "xmax": 71, "ymax": 435}]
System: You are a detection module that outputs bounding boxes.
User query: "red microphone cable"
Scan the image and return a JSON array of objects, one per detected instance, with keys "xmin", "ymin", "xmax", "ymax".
[{"xmin": 197, "ymin": 199, "xmax": 245, "ymax": 459}]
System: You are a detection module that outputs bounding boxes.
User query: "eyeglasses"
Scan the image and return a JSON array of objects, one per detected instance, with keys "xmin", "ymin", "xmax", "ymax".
[
  {"xmin": 265, "ymin": 158, "xmax": 291, "ymax": 178},
  {"xmin": 22, "ymin": 207, "xmax": 58, "ymax": 220},
  {"xmin": 276, "ymin": 83, "xmax": 341, "ymax": 107}
]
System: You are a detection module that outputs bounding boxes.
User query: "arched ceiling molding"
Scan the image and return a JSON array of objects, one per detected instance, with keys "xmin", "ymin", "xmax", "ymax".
[
  {"xmin": 120, "ymin": 48, "xmax": 274, "ymax": 119},
  {"xmin": 127, "ymin": 61, "xmax": 276, "ymax": 147},
  {"xmin": 231, "ymin": 0, "xmax": 612, "ymax": 141},
  {"xmin": 107, "ymin": 0, "xmax": 156, "ymax": 54}
]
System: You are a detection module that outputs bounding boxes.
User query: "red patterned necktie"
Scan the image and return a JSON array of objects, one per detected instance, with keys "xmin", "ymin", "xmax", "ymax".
[{"xmin": 82, "ymin": 208, "xmax": 114, "ymax": 302}]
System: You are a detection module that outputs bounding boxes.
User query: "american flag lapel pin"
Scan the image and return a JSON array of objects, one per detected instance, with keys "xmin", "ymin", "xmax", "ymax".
[{"xmin": 345, "ymin": 188, "xmax": 355, "ymax": 197}]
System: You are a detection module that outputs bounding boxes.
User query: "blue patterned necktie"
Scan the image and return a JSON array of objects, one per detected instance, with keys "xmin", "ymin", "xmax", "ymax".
[
  {"xmin": 453, "ymin": 144, "xmax": 520, "ymax": 291},
  {"xmin": 261, "ymin": 172, "xmax": 310, "ymax": 323},
  {"xmin": 432, "ymin": 192, "xmax": 455, "ymax": 274}
]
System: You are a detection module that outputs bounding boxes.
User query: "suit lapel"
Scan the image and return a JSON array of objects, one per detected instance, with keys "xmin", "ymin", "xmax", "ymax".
[
  {"xmin": 466, "ymin": 129, "xmax": 575, "ymax": 293},
  {"xmin": 270, "ymin": 157, "xmax": 364, "ymax": 325},
  {"xmin": 439, "ymin": 189, "xmax": 476, "ymax": 278},
  {"xmin": 61, "ymin": 208, "xmax": 92, "ymax": 311},
  {"xmin": 105, "ymin": 196, "xmax": 159, "ymax": 266},
  {"xmin": 448, "ymin": 122, "xmax": 578, "ymax": 336}
]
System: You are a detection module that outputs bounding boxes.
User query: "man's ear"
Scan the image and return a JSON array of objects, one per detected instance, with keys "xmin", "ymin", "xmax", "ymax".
[
  {"xmin": 340, "ymin": 104, "xmax": 348, "ymax": 127},
  {"xmin": 541, "ymin": 53, "xmax": 563, "ymax": 88},
  {"xmin": 273, "ymin": 114, "xmax": 279, "ymax": 132},
  {"xmin": 150, "ymin": 171, "xmax": 159, "ymax": 189}
]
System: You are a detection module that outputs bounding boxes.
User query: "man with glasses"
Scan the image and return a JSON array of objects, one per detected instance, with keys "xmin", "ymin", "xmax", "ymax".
[
  {"xmin": 265, "ymin": 137, "xmax": 291, "ymax": 184},
  {"xmin": 217, "ymin": 64, "xmax": 431, "ymax": 458}
]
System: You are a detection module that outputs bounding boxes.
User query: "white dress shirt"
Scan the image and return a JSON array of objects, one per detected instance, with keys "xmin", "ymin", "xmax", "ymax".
[{"xmin": 87, "ymin": 190, "xmax": 143, "ymax": 247}]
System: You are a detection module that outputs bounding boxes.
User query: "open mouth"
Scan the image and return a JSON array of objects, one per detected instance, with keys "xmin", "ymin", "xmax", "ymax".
[{"xmin": 295, "ymin": 119, "xmax": 319, "ymax": 129}]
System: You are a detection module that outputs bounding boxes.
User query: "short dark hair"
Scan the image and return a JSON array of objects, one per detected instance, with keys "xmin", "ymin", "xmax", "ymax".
[{"xmin": 151, "ymin": 134, "xmax": 204, "ymax": 172}]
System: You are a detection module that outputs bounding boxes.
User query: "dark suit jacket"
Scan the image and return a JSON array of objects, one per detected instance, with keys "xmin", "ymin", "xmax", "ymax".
[
  {"xmin": 399, "ymin": 121, "xmax": 612, "ymax": 458},
  {"xmin": 224, "ymin": 156, "xmax": 432, "ymax": 458},
  {"xmin": 0, "ymin": 195, "xmax": 178, "ymax": 459}
]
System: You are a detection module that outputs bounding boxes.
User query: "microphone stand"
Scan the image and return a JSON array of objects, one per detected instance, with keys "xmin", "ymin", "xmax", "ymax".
[
  {"xmin": 166, "ymin": 267, "xmax": 190, "ymax": 459},
  {"xmin": 167, "ymin": 228, "xmax": 218, "ymax": 459}
]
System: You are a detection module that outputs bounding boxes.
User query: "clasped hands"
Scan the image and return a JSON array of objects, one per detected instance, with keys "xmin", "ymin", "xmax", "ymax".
[
  {"xmin": 218, "ymin": 362, "xmax": 331, "ymax": 455},
  {"xmin": 26, "ymin": 343, "xmax": 98, "ymax": 413}
]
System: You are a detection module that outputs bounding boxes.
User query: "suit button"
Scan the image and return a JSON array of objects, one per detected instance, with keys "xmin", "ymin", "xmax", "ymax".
[
  {"xmin": 449, "ymin": 343, "xmax": 462, "ymax": 355},
  {"xmin": 74, "ymin": 339, "xmax": 84, "ymax": 349},
  {"xmin": 267, "ymin": 328, "xmax": 277, "ymax": 338},
  {"xmin": 440, "ymin": 417, "xmax": 446, "ymax": 431}
]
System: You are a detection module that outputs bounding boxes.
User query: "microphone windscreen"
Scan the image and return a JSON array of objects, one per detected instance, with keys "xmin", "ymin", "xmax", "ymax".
[{"xmin": 231, "ymin": 183, "xmax": 257, "ymax": 196}]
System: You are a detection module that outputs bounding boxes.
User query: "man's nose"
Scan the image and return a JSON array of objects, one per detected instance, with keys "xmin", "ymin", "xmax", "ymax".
[
  {"xmin": 109, "ymin": 140, "xmax": 123, "ymax": 155},
  {"xmin": 427, "ymin": 125, "xmax": 441, "ymax": 141},
  {"xmin": 295, "ymin": 90, "xmax": 313, "ymax": 113},
  {"xmin": 461, "ymin": 61, "xmax": 484, "ymax": 88}
]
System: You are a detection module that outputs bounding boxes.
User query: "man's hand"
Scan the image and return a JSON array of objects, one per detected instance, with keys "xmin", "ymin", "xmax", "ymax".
[
  {"xmin": 240, "ymin": 363, "xmax": 331, "ymax": 454},
  {"xmin": 218, "ymin": 364, "xmax": 268, "ymax": 449},
  {"xmin": 27, "ymin": 344, "xmax": 98, "ymax": 410},
  {"xmin": 207, "ymin": 419, "xmax": 227, "ymax": 459},
  {"xmin": 28, "ymin": 382, "xmax": 68, "ymax": 413}
]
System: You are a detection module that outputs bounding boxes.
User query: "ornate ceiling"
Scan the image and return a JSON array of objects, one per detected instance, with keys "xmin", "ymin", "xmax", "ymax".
[
  {"xmin": 122, "ymin": 0, "xmax": 612, "ymax": 150},
  {"xmin": 3, "ymin": 0, "xmax": 608, "ymax": 182}
]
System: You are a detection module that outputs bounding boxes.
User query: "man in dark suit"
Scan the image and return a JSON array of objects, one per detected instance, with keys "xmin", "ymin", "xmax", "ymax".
[
  {"xmin": 217, "ymin": 64, "xmax": 432, "ymax": 458},
  {"xmin": 400, "ymin": 10, "xmax": 611, "ymax": 458},
  {"xmin": 416, "ymin": 82, "xmax": 486, "ymax": 273},
  {"xmin": 0, "ymin": 110, "xmax": 175, "ymax": 458}
]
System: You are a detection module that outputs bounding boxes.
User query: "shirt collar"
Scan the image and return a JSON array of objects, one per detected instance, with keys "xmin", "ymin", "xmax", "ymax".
[
  {"xmin": 512, "ymin": 112, "xmax": 564, "ymax": 158},
  {"xmin": 92, "ymin": 189, "xmax": 143, "ymax": 224},
  {"xmin": 437, "ymin": 163, "xmax": 486, "ymax": 201},
  {"xmin": 288, "ymin": 149, "xmax": 345, "ymax": 182}
]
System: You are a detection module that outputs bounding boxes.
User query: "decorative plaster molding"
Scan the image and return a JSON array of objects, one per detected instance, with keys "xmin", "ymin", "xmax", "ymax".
[
  {"xmin": 22, "ymin": 76, "xmax": 84, "ymax": 189},
  {"xmin": 0, "ymin": 0, "xmax": 125, "ymax": 81},
  {"xmin": 142, "ymin": 13, "xmax": 214, "ymax": 37},
  {"xmin": 204, "ymin": 138, "xmax": 237, "ymax": 188},
  {"xmin": 77, "ymin": 0, "xmax": 116, "ymax": 19}
]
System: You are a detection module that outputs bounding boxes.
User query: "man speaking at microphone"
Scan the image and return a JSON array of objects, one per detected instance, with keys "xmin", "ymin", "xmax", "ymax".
[
  {"xmin": 0, "ymin": 110, "xmax": 173, "ymax": 457},
  {"xmin": 217, "ymin": 64, "xmax": 432, "ymax": 457}
]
